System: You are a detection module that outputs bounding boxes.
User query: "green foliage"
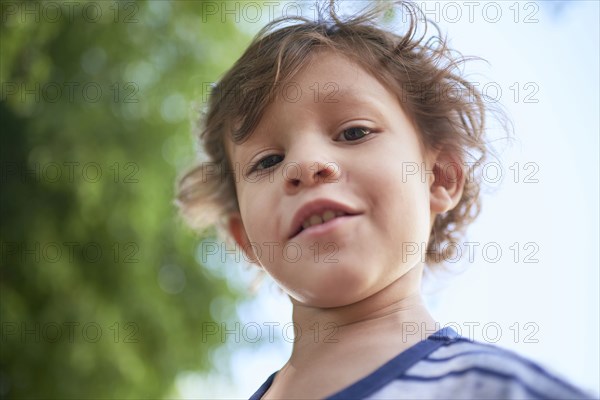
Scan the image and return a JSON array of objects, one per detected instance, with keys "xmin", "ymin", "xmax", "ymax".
[{"xmin": 0, "ymin": 1, "xmax": 253, "ymax": 398}]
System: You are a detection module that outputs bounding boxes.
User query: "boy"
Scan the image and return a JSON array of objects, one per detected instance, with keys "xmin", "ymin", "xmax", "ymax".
[{"xmin": 177, "ymin": 1, "xmax": 595, "ymax": 398}]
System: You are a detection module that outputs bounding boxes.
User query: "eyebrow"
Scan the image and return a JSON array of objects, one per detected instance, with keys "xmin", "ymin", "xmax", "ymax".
[
  {"xmin": 324, "ymin": 88, "xmax": 393, "ymax": 120},
  {"xmin": 329, "ymin": 86, "xmax": 397, "ymax": 110}
]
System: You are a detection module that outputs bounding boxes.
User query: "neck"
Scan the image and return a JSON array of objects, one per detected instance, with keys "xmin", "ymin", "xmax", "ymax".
[{"xmin": 285, "ymin": 264, "xmax": 439, "ymax": 367}]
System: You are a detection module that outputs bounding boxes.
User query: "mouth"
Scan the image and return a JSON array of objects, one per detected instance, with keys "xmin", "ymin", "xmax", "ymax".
[{"xmin": 288, "ymin": 200, "xmax": 361, "ymax": 240}]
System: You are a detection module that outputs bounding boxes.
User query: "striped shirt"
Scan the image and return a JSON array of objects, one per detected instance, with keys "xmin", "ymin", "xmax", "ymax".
[{"xmin": 249, "ymin": 327, "xmax": 595, "ymax": 399}]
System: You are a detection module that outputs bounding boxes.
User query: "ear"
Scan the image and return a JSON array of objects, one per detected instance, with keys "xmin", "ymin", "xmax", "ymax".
[
  {"xmin": 429, "ymin": 150, "xmax": 465, "ymax": 214},
  {"xmin": 227, "ymin": 212, "xmax": 261, "ymax": 266}
]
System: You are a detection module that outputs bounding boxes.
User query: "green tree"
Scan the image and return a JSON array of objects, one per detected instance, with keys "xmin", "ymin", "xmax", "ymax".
[{"xmin": 0, "ymin": 1, "xmax": 253, "ymax": 397}]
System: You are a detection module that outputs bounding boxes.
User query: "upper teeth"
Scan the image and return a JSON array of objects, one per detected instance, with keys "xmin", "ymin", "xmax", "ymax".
[{"xmin": 301, "ymin": 210, "xmax": 345, "ymax": 229}]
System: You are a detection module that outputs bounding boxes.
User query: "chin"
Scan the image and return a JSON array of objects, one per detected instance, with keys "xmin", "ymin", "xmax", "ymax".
[{"xmin": 293, "ymin": 269, "xmax": 381, "ymax": 308}]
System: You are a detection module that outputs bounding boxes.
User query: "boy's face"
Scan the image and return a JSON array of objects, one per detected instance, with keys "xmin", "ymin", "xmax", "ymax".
[{"xmin": 227, "ymin": 52, "xmax": 446, "ymax": 307}]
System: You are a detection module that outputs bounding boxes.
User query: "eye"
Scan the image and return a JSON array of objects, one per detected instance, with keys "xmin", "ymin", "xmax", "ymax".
[
  {"xmin": 253, "ymin": 154, "xmax": 283, "ymax": 171},
  {"xmin": 338, "ymin": 126, "xmax": 372, "ymax": 142}
]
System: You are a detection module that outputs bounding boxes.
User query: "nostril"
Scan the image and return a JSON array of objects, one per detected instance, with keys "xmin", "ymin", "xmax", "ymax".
[
  {"xmin": 284, "ymin": 162, "xmax": 339, "ymax": 187},
  {"xmin": 316, "ymin": 171, "xmax": 334, "ymax": 183},
  {"xmin": 317, "ymin": 163, "xmax": 340, "ymax": 180}
]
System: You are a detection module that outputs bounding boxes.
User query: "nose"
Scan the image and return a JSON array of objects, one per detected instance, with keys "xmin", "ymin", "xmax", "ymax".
[{"xmin": 283, "ymin": 157, "xmax": 341, "ymax": 192}]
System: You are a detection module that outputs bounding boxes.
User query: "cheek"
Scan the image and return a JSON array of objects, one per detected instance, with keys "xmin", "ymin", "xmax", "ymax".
[
  {"xmin": 239, "ymin": 185, "xmax": 281, "ymax": 242},
  {"xmin": 356, "ymin": 149, "xmax": 431, "ymax": 245}
]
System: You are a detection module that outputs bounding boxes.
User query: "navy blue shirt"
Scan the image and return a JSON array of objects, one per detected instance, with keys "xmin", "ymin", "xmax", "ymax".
[{"xmin": 250, "ymin": 327, "xmax": 594, "ymax": 399}]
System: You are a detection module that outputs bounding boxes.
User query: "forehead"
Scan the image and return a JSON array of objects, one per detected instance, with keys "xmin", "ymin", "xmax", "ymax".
[
  {"xmin": 226, "ymin": 51, "xmax": 403, "ymax": 155},
  {"xmin": 285, "ymin": 51, "xmax": 390, "ymax": 102}
]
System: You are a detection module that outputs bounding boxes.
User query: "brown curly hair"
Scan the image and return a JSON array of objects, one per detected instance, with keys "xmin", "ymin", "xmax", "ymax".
[{"xmin": 176, "ymin": 0, "xmax": 506, "ymax": 266}]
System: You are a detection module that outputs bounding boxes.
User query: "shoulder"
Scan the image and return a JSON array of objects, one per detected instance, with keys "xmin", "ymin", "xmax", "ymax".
[
  {"xmin": 369, "ymin": 336, "xmax": 594, "ymax": 400},
  {"xmin": 250, "ymin": 329, "xmax": 595, "ymax": 400}
]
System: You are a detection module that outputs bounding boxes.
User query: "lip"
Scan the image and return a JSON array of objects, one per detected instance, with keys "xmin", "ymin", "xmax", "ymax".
[{"xmin": 288, "ymin": 198, "xmax": 361, "ymax": 240}]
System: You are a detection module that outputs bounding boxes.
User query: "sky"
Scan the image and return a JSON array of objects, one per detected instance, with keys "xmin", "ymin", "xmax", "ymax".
[{"xmin": 176, "ymin": 1, "xmax": 600, "ymax": 398}]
